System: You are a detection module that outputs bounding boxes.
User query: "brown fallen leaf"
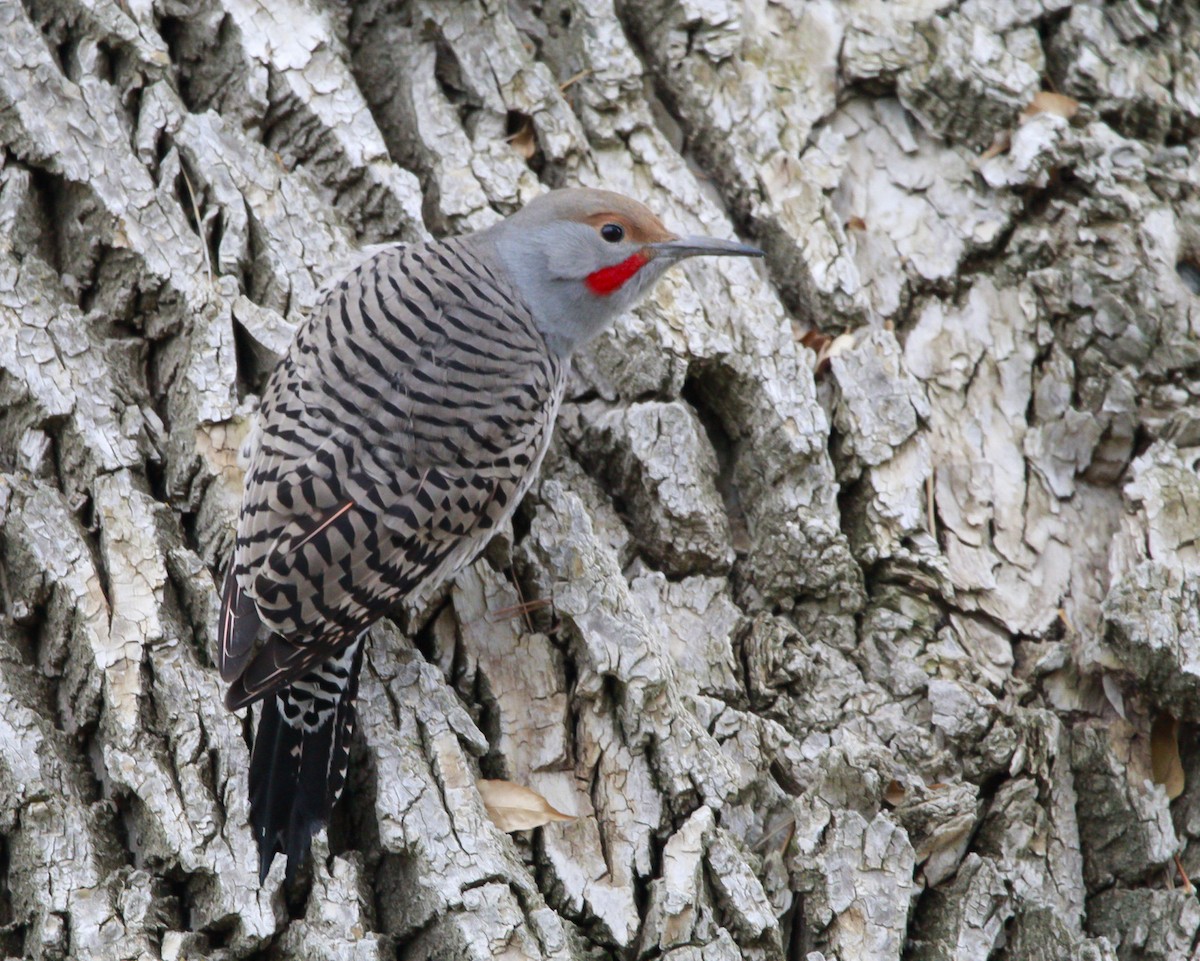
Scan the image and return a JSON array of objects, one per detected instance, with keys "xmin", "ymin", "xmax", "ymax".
[
  {"xmin": 799, "ymin": 329, "xmax": 831, "ymax": 353},
  {"xmin": 797, "ymin": 329, "xmax": 856, "ymax": 378},
  {"xmin": 1057, "ymin": 607, "xmax": 1074, "ymax": 633},
  {"xmin": 1175, "ymin": 853, "xmax": 1194, "ymax": 894},
  {"xmin": 1101, "ymin": 671, "xmax": 1127, "ymax": 720},
  {"xmin": 506, "ymin": 115, "xmax": 538, "ymax": 160},
  {"xmin": 978, "ymin": 130, "xmax": 1012, "ymax": 162},
  {"xmin": 979, "ymin": 91, "xmax": 1080, "ymax": 164},
  {"xmin": 1022, "ymin": 91, "xmax": 1080, "ymax": 122},
  {"xmin": 477, "ymin": 778, "xmax": 574, "ymax": 832},
  {"xmin": 1151, "ymin": 714, "xmax": 1186, "ymax": 800}
]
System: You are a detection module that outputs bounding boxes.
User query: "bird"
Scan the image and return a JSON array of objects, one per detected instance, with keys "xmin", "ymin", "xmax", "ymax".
[{"xmin": 217, "ymin": 187, "xmax": 764, "ymax": 883}]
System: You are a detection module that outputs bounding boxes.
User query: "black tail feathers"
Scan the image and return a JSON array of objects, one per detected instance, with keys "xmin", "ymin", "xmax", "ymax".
[{"xmin": 248, "ymin": 638, "xmax": 365, "ymax": 884}]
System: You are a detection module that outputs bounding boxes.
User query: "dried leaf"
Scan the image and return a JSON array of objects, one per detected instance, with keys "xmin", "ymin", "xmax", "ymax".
[
  {"xmin": 824, "ymin": 333, "xmax": 856, "ymax": 362},
  {"xmin": 799, "ymin": 329, "xmax": 832, "ymax": 353},
  {"xmin": 1151, "ymin": 714, "xmax": 1185, "ymax": 800},
  {"xmin": 506, "ymin": 117, "xmax": 538, "ymax": 160},
  {"xmin": 1175, "ymin": 853, "xmax": 1194, "ymax": 893},
  {"xmin": 1022, "ymin": 91, "xmax": 1080, "ymax": 122},
  {"xmin": 1101, "ymin": 672, "xmax": 1127, "ymax": 720},
  {"xmin": 798, "ymin": 329, "xmax": 856, "ymax": 377},
  {"xmin": 978, "ymin": 131, "xmax": 1011, "ymax": 162},
  {"xmin": 979, "ymin": 92, "xmax": 1079, "ymax": 165},
  {"xmin": 477, "ymin": 779, "xmax": 574, "ymax": 832},
  {"xmin": 883, "ymin": 779, "xmax": 906, "ymax": 806}
]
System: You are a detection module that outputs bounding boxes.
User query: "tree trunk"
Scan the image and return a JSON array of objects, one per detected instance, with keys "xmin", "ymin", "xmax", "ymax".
[{"xmin": 2, "ymin": 0, "xmax": 1199, "ymax": 958}]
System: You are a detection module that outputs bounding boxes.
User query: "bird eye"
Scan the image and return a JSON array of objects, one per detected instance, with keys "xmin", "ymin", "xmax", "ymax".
[{"xmin": 600, "ymin": 223, "xmax": 625, "ymax": 243}]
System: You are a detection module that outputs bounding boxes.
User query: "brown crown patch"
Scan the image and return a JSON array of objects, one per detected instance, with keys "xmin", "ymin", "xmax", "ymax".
[{"xmin": 580, "ymin": 210, "xmax": 677, "ymax": 245}]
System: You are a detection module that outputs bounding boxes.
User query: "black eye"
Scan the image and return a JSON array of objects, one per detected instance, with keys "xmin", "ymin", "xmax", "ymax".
[{"xmin": 600, "ymin": 223, "xmax": 624, "ymax": 243}]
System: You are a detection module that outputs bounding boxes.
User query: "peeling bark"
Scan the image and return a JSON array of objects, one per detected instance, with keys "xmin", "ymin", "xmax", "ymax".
[{"xmin": 2, "ymin": 0, "xmax": 1200, "ymax": 959}]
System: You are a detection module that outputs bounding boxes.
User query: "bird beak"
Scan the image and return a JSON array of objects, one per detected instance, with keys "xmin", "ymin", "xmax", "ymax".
[{"xmin": 649, "ymin": 235, "xmax": 765, "ymax": 260}]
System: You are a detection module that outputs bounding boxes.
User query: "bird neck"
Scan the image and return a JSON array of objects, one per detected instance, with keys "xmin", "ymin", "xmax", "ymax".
[{"xmin": 468, "ymin": 221, "xmax": 638, "ymax": 359}]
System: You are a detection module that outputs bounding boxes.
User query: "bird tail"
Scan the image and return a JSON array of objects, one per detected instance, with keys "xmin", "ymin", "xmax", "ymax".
[{"xmin": 248, "ymin": 635, "xmax": 365, "ymax": 884}]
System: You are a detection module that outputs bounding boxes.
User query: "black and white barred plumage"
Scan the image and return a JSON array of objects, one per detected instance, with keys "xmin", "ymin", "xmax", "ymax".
[
  {"xmin": 217, "ymin": 189, "xmax": 762, "ymax": 883},
  {"xmin": 220, "ymin": 238, "xmax": 564, "ymax": 881}
]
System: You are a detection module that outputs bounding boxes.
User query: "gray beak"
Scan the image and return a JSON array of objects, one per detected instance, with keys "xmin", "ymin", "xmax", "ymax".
[{"xmin": 650, "ymin": 235, "xmax": 765, "ymax": 260}]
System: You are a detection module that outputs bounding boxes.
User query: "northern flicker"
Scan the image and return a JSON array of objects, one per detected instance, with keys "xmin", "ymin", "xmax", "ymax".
[{"xmin": 218, "ymin": 188, "xmax": 763, "ymax": 882}]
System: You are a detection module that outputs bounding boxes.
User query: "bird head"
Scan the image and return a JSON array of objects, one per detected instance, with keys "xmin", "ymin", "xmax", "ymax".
[{"xmin": 482, "ymin": 188, "xmax": 764, "ymax": 356}]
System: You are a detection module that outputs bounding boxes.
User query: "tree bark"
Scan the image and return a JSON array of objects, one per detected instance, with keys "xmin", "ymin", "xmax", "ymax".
[{"xmin": 1, "ymin": 0, "xmax": 1199, "ymax": 959}]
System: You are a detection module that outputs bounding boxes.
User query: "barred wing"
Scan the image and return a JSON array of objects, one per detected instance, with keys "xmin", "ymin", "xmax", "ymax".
[{"xmin": 219, "ymin": 238, "xmax": 563, "ymax": 708}]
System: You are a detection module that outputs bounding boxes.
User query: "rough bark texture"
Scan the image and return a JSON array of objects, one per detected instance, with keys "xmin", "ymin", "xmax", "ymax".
[{"xmin": 1, "ymin": 0, "xmax": 1199, "ymax": 959}]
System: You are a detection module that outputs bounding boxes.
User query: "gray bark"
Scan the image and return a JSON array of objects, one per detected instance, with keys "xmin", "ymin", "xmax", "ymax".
[{"xmin": 1, "ymin": 0, "xmax": 1198, "ymax": 959}]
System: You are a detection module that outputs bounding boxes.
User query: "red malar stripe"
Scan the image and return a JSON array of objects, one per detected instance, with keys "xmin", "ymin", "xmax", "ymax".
[{"xmin": 585, "ymin": 252, "xmax": 650, "ymax": 296}]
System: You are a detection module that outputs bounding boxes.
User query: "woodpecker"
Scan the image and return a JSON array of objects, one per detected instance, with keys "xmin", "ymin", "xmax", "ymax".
[{"xmin": 218, "ymin": 188, "xmax": 763, "ymax": 883}]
